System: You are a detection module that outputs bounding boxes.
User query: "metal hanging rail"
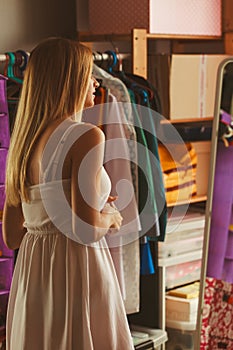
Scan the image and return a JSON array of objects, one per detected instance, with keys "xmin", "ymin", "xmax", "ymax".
[
  {"xmin": 0, "ymin": 54, "xmax": 8, "ymax": 63},
  {"xmin": 0, "ymin": 52, "xmax": 130, "ymax": 64}
]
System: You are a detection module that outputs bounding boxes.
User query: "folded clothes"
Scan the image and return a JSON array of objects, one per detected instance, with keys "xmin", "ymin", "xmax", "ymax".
[{"xmin": 158, "ymin": 142, "xmax": 197, "ymax": 203}]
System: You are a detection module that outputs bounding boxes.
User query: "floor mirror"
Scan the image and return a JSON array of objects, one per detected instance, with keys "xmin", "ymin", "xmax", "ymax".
[{"xmin": 196, "ymin": 57, "xmax": 233, "ymax": 349}]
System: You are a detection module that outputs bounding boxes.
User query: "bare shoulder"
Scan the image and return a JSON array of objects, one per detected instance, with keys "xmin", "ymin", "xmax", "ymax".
[{"xmin": 71, "ymin": 122, "xmax": 105, "ymax": 150}]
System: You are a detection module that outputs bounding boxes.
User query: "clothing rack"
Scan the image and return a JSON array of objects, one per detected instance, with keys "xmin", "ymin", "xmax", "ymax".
[
  {"xmin": 0, "ymin": 52, "xmax": 130, "ymax": 63},
  {"xmin": 93, "ymin": 51, "xmax": 130, "ymax": 62},
  {"xmin": 93, "ymin": 51, "xmax": 130, "ymax": 71},
  {"xmin": 1, "ymin": 51, "xmax": 131, "ymax": 76},
  {"xmin": 0, "ymin": 54, "xmax": 9, "ymax": 62}
]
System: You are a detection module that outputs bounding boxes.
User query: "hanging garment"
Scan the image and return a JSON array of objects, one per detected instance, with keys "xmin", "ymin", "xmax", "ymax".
[
  {"xmin": 92, "ymin": 65, "xmax": 138, "ymax": 193},
  {"xmin": 119, "ymin": 89, "xmax": 157, "ymax": 276},
  {"xmin": 219, "ymin": 109, "xmax": 233, "ymax": 147},
  {"xmin": 125, "ymin": 72, "xmax": 162, "ymax": 115},
  {"xmin": 93, "ymin": 64, "xmax": 134, "ymax": 127},
  {"xmin": 131, "ymin": 86, "xmax": 167, "ymax": 241},
  {"xmin": 111, "ymin": 70, "xmax": 167, "ymax": 241},
  {"xmin": 83, "ymin": 92, "xmax": 141, "ymax": 313},
  {"xmin": 128, "ymin": 88, "xmax": 159, "ymax": 238},
  {"xmin": 140, "ymin": 236, "xmax": 155, "ymax": 275},
  {"xmin": 207, "ymin": 141, "xmax": 233, "ymax": 283},
  {"xmin": 6, "ymin": 120, "xmax": 134, "ymax": 350}
]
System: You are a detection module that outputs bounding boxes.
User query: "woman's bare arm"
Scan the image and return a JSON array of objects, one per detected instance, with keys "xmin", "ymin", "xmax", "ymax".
[
  {"xmin": 70, "ymin": 124, "xmax": 122, "ymax": 244},
  {"xmin": 2, "ymin": 202, "xmax": 27, "ymax": 250}
]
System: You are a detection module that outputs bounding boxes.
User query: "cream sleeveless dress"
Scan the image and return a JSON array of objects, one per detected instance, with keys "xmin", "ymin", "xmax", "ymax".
[{"xmin": 6, "ymin": 121, "xmax": 134, "ymax": 350}]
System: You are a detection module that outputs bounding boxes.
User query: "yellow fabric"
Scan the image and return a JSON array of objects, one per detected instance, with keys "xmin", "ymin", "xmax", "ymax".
[{"xmin": 158, "ymin": 143, "xmax": 197, "ymax": 204}]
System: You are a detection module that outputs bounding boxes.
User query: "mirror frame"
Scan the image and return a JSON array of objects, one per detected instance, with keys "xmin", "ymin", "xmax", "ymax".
[{"xmin": 196, "ymin": 57, "xmax": 233, "ymax": 348}]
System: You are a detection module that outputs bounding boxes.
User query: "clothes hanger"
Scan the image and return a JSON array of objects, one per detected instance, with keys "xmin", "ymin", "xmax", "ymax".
[
  {"xmin": 14, "ymin": 50, "xmax": 28, "ymax": 78},
  {"xmin": 103, "ymin": 51, "xmax": 152, "ymax": 105},
  {"xmin": 222, "ymin": 124, "xmax": 233, "ymax": 147},
  {"xmin": 93, "ymin": 51, "xmax": 104, "ymax": 68},
  {"xmin": 104, "ymin": 50, "xmax": 118, "ymax": 73},
  {"xmin": 3, "ymin": 51, "xmax": 26, "ymax": 107},
  {"xmin": 4, "ymin": 52, "xmax": 23, "ymax": 84}
]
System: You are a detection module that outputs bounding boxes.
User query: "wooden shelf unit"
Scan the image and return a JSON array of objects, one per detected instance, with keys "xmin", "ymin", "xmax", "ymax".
[{"xmin": 167, "ymin": 195, "xmax": 207, "ymax": 208}]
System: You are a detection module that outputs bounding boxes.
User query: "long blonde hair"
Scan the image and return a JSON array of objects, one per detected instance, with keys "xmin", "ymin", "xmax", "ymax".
[{"xmin": 5, "ymin": 37, "xmax": 93, "ymax": 206}]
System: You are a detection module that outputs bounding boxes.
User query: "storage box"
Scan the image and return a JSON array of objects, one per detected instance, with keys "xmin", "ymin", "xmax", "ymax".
[
  {"xmin": 166, "ymin": 326, "xmax": 196, "ymax": 350},
  {"xmin": 166, "ymin": 260, "xmax": 201, "ymax": 289},
  {"xmin": 170, "ymin": 54, "xmax": 229, "ymax": 119},
  {"xmin": 89, "ymin": 0, "xmax": 221, "ymax": 36},
  {"xmin": 167, "ymin": 282, "xmax": 200, "ymax": 299},
  {"xmin": 166, "ymin": 210, "xmax": 205, "ymax": 236},
  {"xmin": 149, "ymin": 0, "xmax": 221, "ymax": 36},
  {"xmin": 131, "ymin": 326, "xmax": 167, "ymax": 349},
  {"xmin": 166, "ymin": 310, "xmax": 197, "ymax": 324},
  {"xmin": 166, "ymin": 295, "xmax": 198, "ymax": 322},
  {"xmin": 158, "ymin": 235, "xmax": 203, "ymax": 259},
  {"xmin": 159, "ymin": 208, "xmax": 205, "ymax": 258},
  {"xmin": 166, "ymin": 318, "xmax": 197, "ymax": 350}
]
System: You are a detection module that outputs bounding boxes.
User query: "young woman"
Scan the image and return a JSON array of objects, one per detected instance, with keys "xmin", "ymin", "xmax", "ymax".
[{"xmin": 3, "ymin": 37, "xmax": 134, "ymax": 349}]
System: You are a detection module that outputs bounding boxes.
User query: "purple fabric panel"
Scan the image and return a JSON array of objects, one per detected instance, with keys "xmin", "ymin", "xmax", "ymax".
[
  {"xmin": 0, "ymin": 222, "xmax": 14, "ymax": 257},
  {"xmin": 207, "ymin": 142, "xmax": 233, "ymax": 281},
  {"xmin": 0, "ymin": 185, "xmax": 5, "ymax": 211},
  {"xmin": 222, "ymin": 208, "xmax": 233, "ymax": 282},
  {"xmin": 0, "ymin": 75, "xmax": 8, "ymax": 114},
  {"xmin": 0, "ymin": 75, "xmax": 10, "ymax": 148},
  {"xmin": 0, "ymin": 258, "xmax": 14, "ymax": 289},
  {"xmin": 220, "ymin": 110, "xmax": 232, "ymax": 125},
  {"xmin": 0, "ymin": 113, "xmax": 10, "ymax": 148},
  {"xmin": 225, "ymin": 219, "xmax": 233, "ymax": 260},
  {"xmin": 0, "ymin": 148, "xmax": 7, "ymax": 184}
]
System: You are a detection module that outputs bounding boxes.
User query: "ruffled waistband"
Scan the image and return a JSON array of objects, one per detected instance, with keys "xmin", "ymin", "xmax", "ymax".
[
  {"xmin": 26, "ymin": 228, "xmax": 61, "ymax": 235},
  {"xmin": 24, "ymin": 222, "xmax": 61, "ymax": 235}
]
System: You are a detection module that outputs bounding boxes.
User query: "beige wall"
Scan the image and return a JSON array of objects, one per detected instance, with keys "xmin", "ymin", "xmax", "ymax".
[{"xmin": 0, "ymin": 0, "xmax": 77, "ymax": 52}]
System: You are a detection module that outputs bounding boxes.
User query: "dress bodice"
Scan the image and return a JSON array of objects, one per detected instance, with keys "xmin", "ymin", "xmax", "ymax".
[{"xmin": 22, "ymin": 120, "xmax": 111, "ymax": 234}]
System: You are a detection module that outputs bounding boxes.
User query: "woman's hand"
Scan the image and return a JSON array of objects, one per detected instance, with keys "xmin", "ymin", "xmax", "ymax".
[
  {"xmin": 109, "ymin": 210, "xmax": 123, "ymax": 233},
  {"xmin": 102, "ymin": 196, "xmax": 123, "ymax": 234},
  {"xmin": 107, "ymin": 195, "xmax": 118, "ymax": 204}
]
